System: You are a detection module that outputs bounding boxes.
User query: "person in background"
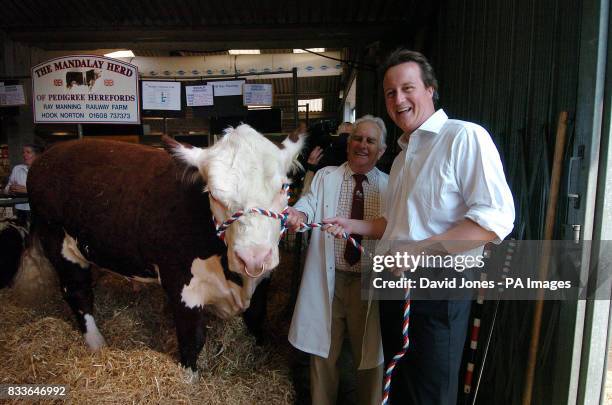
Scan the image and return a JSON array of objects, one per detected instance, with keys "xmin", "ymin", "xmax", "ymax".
[
  {"xmin": 318, "ymin": 121, "xmax": 355, "ymax": 168},
  {"xmin": 323, "ymin": 49, "xmax": 515, "ymax": 404},
  {"xmin": 4, "ymin": 144, "xmax": 44, "ymax": 225},
  {"xmin": 302, "ymin": 121, "xmax": 355, "ymax": 195},
  {"xmin": 286, "ymin": 115, "xmax": 388, "ymax": 405}
]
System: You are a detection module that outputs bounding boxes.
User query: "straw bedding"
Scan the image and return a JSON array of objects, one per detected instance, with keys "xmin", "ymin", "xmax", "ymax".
[{"xmin": 0, "ymin": 261, "xmax": 296, "ymax": 404}]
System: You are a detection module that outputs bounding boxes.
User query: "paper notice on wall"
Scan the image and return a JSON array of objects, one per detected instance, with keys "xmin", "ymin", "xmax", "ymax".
[
  {"xmin": 142, "ymin": 81, "xmax": 181, "ymax": 110},
  {"xmin": 0, "ymin": 85, "xmax": 26, "ymax": 106},
  {"xmin": 185, "ymin": 84, "xmax": 214, "ymax": 106},
  {"xmin": 212, "ymin": 80, "xmax": 244, "ymax": 96},
  {"xmin": 243, "ymin": 83, "xmax": 273, "ymax": 106}
]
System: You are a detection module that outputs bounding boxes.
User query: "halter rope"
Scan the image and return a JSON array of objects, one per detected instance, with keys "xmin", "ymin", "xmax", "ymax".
[
  {"xmin": 212, "ymin": 183, "xmax": 364, "ymax": 252},
  {"xmin": 213, "ymin": 209, "xmax": 364, "ymax": 254},
  {"xmin": 381, "ymin": 286, "xmax": 411, "ymax": 405},
  {"xmin": 292, "ymin": 221, "xmax": 364, "ymax": 253}
]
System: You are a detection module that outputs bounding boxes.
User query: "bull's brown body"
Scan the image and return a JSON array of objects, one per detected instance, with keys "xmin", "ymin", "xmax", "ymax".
[
  {"xmin": 29, "ymin": 139, "xmax": 222, "ymax": 278},
  {"xmin": 27, "ymin": 139, "xmax": 266, "ymax": 370}
]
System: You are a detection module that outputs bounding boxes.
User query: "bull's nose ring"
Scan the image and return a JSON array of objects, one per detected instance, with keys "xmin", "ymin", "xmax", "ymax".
[{"xmin": 244, "ymin": 263, "xmax": 266, "ymax": 278}]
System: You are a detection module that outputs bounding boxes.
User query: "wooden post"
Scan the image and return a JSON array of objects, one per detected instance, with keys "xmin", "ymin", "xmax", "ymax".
[{"xmin": 522, "ymin": 111, "xmax": 569, "ymax": 405}]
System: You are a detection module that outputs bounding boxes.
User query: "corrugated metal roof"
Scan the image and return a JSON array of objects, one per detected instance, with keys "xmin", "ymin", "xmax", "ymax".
[
  {"xmin": 0, "ymin": 0, "xmax": 421, "ymax": 53},
  {"xmin": 0, "ymin": 0, "xmax": 421, "ymax": 117},
  {"xmin": 0, "ymin": 0, "xmax": 417, "ymax": 29}
]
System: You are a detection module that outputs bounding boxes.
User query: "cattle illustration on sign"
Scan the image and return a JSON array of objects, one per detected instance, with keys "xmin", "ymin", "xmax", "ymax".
[{"xmin": 65, "ymin": 69, "xmax": 102, "ymax": 90}]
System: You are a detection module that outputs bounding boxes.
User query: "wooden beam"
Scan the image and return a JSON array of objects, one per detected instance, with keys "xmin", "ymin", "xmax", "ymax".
[{"xmin": 4, "ymin": 22, "xmax": 407, "ymax": 50}]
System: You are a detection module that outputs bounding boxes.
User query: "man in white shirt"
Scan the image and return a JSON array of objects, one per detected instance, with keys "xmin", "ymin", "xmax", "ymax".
[
  {"xmin": 286, "ymin": 115, "xmax": 389, "ymax": 405},
  {"xmin": 4, "ymin": 144, "xmax": 44, "ymax": 225},
  {"xmin": 324, "ymin": 49, "xmax": 515, "ymax": 404}
]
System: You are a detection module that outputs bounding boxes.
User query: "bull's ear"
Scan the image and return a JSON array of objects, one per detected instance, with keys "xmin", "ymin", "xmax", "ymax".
[
  {"xmin": 162, "ymin": 135, "xmax": 208, "ymax": 169},
  {"xmin": 162, "ymin": 135, "xmax": 208, "ymax": 187},
  {"xmin": 279, "ymin": 133, "xmax": 306, "ymax": 173}
]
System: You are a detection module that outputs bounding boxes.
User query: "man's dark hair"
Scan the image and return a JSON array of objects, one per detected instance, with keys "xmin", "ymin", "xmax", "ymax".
[
  {"xmin": 380, "ymin": 48, "xmax": 439, "ymax": 103},
  {"xmin": 24, "ymin": 143, "xmax": 44, "ymax": 155}
]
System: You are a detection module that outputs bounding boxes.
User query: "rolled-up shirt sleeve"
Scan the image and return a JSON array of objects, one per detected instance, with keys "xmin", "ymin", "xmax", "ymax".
[{"xmin": 454, "ymin": 125, "xmax": 515, "ymax": 242}]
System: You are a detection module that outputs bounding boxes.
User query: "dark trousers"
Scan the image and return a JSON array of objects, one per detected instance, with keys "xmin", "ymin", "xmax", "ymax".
[{"xmin": 379, "ymin": 299, "xmax": 471, "ymax": 405}]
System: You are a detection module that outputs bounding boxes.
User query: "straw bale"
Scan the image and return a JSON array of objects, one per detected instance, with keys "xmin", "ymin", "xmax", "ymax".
[{"xmin": 0, "ymin": 262, "xmax": 296, "ymax": 404}]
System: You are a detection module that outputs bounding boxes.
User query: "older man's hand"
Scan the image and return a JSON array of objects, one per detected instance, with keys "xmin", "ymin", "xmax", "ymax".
[
  {"xmin": 321, "ymin": 217, "xmax": 353, "ymax": 238},
  {"xmin": 285, "ymin": 207, "xmax": 307, "ymax": 232}
]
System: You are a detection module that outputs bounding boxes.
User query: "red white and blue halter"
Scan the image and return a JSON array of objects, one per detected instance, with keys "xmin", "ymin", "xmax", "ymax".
[{"xmin": 211, "ymin": 183, "xmax": 364, "ymax": 254}]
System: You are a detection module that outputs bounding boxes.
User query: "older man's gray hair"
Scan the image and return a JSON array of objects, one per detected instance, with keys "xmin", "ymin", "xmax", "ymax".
[{"xmin": 352, "ymin": 115, "xmax": 387, "ymax": 148}]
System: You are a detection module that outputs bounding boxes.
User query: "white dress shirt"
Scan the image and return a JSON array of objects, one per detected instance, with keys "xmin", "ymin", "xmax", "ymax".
[
  {"xmin": 4, "ymin": 164, "xmax": 30, "ymax": 210},
  {"xmin": 381, "ymin": 109, "xmax": 515, "ymax": 250}
]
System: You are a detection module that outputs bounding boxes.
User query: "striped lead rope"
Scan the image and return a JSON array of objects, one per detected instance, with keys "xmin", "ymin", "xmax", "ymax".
[
  {"xmin": 213, "ymin": 208, "xmax": 364, "ymax": 254},
  {"xmin": 294, "ymin": 221, "xmax": 364, "ymax": 253},
  {"xmin": 382, "ymin": 286, "xmax": 411, "ymax": 405}
]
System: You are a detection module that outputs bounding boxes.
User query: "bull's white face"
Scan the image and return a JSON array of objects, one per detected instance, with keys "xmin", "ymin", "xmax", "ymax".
[{"xmin": 167, "ymin": 124, "xmax": 303, "ymax": 304}]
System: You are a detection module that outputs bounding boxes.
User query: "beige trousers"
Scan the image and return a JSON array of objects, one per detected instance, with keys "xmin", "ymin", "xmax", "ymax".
[{"xmin": 310, "ymin": 271, "xmax": 383, "ymax": 405}]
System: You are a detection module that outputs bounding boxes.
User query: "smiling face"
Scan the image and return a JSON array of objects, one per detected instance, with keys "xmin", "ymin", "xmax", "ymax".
[
  {"xmin": 383, "ymin": 61, "xmax": 436, "ymax": 134},
  {"xmin": 22, "ymin": 146, "xmax": 37, "ymax": 167},
  {"xmin": 346, "ymin": 121, "xmax": 385, "ymax": 174}
]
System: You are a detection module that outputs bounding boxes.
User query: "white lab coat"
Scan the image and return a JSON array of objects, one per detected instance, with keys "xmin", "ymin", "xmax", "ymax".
[{"xmin": 288, "ymin": 163, "xmax": 387, "ymax": 369}]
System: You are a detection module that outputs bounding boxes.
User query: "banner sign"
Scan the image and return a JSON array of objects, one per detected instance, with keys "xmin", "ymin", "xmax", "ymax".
[
  {"xmin": 32, "ymin": 55, "xmax": 140, "ymax": 124},
  {"xmin": 243, "ymin": 83, "xmax": 273, "ymax": 106}
]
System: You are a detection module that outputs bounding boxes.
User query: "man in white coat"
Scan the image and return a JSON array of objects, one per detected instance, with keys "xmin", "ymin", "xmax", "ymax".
[{"xmin": 286, "ymin": 115, "xmax": 388, "ymax": 405}]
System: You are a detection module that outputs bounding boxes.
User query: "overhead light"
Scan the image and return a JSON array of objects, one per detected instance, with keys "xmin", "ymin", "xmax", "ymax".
[
  {"xmin": 247, "ymin": 105, "xmax": 272, "ymax": 110},
  {"xmin": 228, "ymin": 49, "xmax": 260, "ymax": 55},
  {"xmin": 298, "ymin": 98, "xmax": 323, "ymax": 112},
  {"xmin": 293, "ymin": 48, "xmax": 325, "ymax": 53},
  {"xmin": 104, "ymin": 50, "xmax": 135, "ymax": 58}
]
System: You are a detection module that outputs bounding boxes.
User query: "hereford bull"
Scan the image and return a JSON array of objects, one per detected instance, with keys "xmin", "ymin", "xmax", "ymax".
[
  {"xmin": 65, "ymin": 71, "xmax": 84, "ymax": 89},
  {"xmin": 85, "ymin": 69, "xmax": 101, "ymax": 90},
  {"xmin": 22, "ymin": 124, "xmax": 303, "ymax": 372}
]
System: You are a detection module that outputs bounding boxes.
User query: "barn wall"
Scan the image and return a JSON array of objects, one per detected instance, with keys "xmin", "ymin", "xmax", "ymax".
[
  {"xmin": 427, "ymin": 0, "xmax": 606, "ymax": 404},
  {"xmin": 432, "ymin": 0, "xmax": 581, "ymax": 241},
  {"xmin": 0, "ymin": 32, "xmax": 46, "ymax": 167}
]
